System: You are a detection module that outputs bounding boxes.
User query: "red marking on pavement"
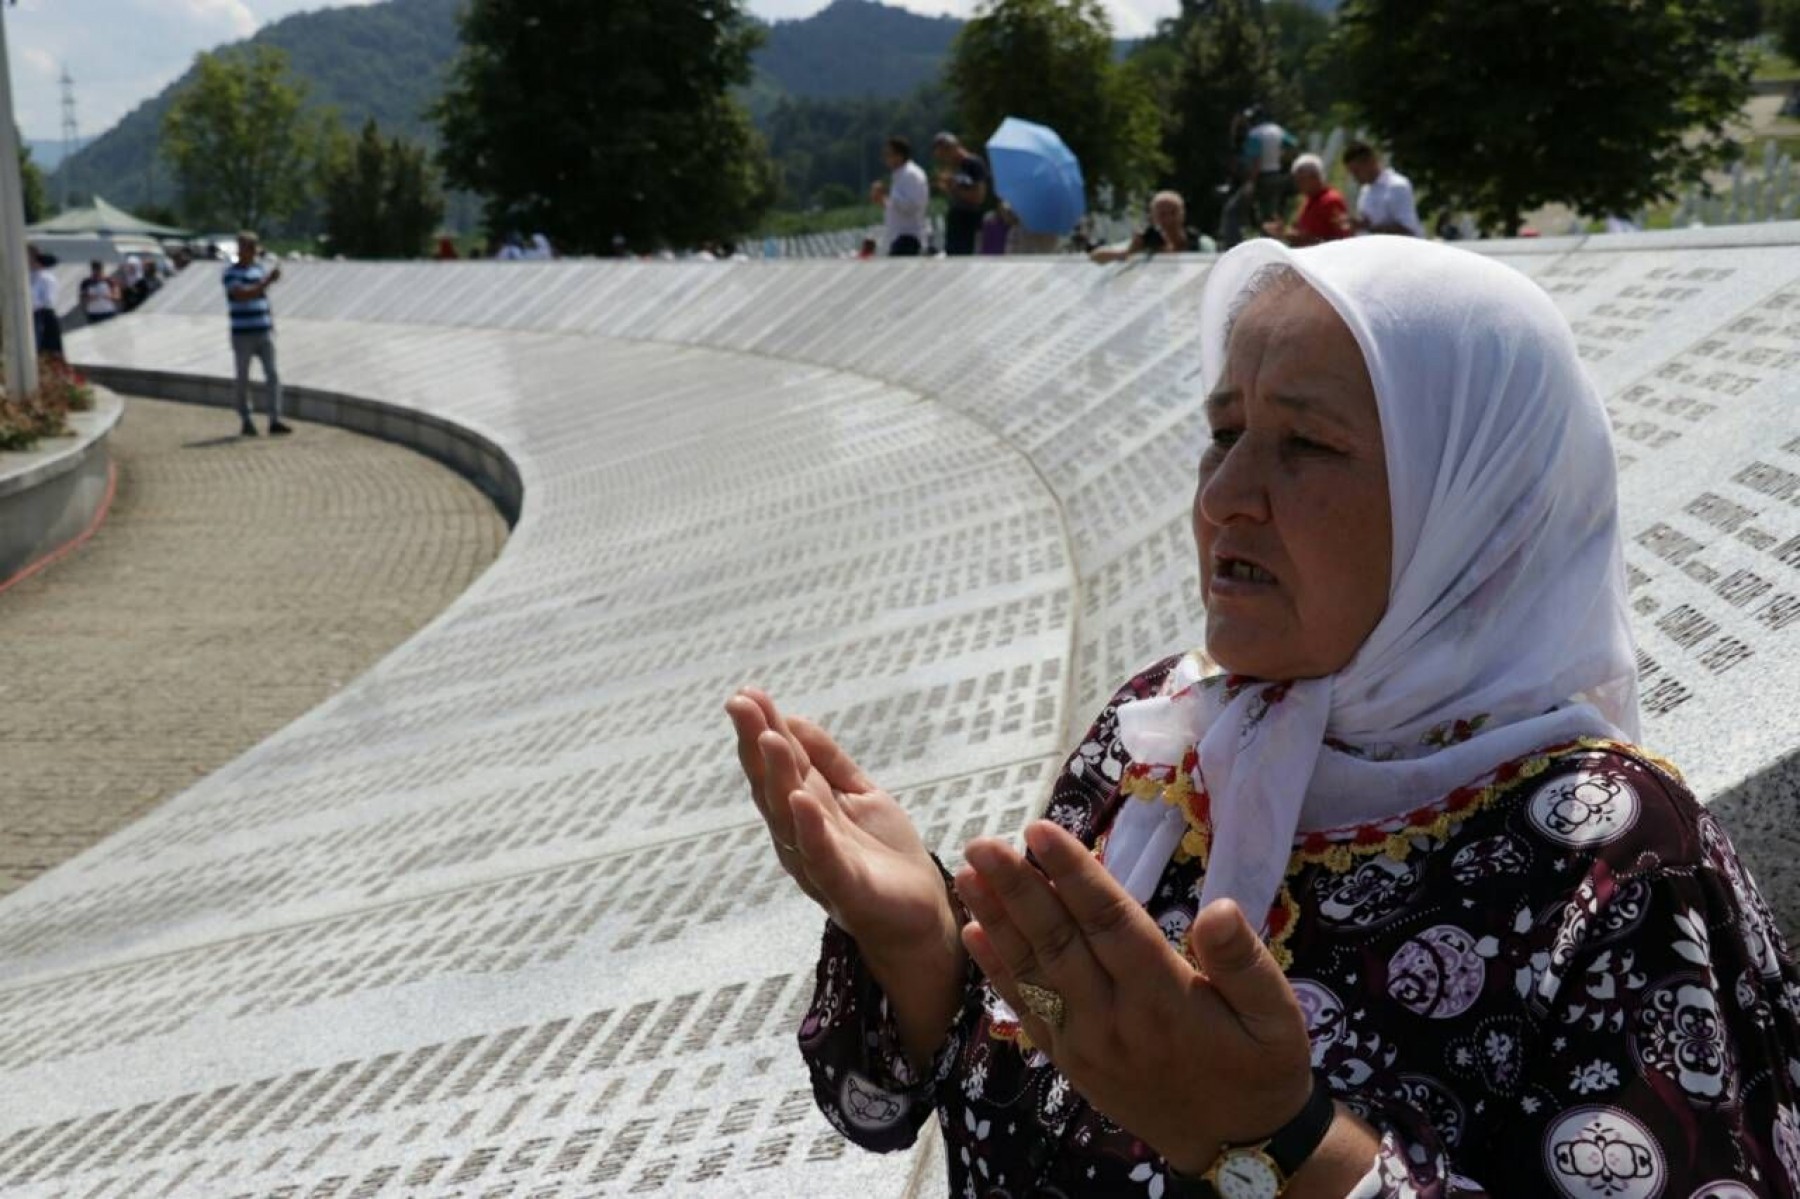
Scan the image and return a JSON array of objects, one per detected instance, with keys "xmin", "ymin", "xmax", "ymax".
[{"xmin": 0, "ymin": 458, "xmax": 119, "ymax": 597}]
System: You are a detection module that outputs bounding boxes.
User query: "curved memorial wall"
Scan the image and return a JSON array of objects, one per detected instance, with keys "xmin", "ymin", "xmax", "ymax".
[{"xmin": 3, "ymin": 230, "xmax": 1797, "ymax": 1197}]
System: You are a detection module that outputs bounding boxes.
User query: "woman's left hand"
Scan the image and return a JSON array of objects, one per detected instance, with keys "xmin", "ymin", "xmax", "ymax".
[{"xmin": 954, "ymin": 819, "xmax": 1316, "ymax": 1177}]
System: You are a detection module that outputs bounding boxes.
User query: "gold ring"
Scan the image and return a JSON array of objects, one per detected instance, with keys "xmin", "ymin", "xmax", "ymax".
[{"xmin": 1017, "ymin": 981, "xmax": 1066, "ymax": 1031}]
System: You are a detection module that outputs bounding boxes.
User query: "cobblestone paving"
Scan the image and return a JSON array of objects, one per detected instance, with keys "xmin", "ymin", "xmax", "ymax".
[{"xmin": 0, "ymin": 397, "xmax": 507, "ymax": 896}]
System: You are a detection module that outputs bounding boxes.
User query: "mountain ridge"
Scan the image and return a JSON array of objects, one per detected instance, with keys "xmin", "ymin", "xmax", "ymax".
[
  {"xmin": 53, "ymin": 0, "xmax": 465, "ymax": 217},
  {"xmin": 49, "ymin": 0, "xmax": 1031, "ymax": 220}
]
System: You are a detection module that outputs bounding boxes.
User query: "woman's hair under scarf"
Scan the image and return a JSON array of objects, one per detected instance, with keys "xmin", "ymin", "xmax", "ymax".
[{"xmin": 1102, "ymin": 236, "xmax": 1641, "ymax": 929}]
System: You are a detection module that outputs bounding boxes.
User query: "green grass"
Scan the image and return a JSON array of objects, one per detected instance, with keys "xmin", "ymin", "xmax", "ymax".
[
  {"xmin": 1745, "ymin": 133, "xmax": 1800, "ymax": 160},
  {"xmin": 752, "ymin": 196, "xmax": 954, "ymax": 240},
  {"xmin": 753, "ymin": 203, "xmax": 882, "ymax": 239},
  {"xmin": 1754, "ymin": 45, "xmax": 1800, "ymax": 84}
]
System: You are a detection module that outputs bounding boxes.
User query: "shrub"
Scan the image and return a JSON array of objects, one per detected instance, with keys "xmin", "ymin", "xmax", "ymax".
[{"xmin": 0, "ymin": 359, "xmax": 97, "ymax": 452}]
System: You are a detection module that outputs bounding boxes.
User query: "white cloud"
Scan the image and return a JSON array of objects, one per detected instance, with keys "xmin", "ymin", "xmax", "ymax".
[
  {"xmin": 20, "ymin": 47, "xmax": 56, "ymax": 79},
  {"xmin": 176, "ymin": 0, "xmax": 259, "ymax": 38}
]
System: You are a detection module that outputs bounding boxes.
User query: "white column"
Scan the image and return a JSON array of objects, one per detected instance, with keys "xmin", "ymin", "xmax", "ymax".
[{"xmin": 0, "ymin": 6, "xmax": 38, "ymax": 400}]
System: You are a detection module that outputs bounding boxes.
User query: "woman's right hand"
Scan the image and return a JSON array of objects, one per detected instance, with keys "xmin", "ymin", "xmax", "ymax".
[{"xmin": 724, "ymin": 688, "xmax": 957, "ymax": 958}]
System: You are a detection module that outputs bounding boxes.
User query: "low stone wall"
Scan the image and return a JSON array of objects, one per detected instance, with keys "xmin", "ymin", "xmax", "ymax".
[
  {"xmin": 0, "ymin": 388, "xmax": 123, "ymax": 584},
  {"xmin": 79, "ymin": 366, "xmax": 522, "ymax": 526}
]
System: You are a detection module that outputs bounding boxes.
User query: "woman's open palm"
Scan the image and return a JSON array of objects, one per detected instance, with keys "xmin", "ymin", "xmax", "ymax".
[{"xmin": 725, "ymin": 689, "xmax": 951, "ymax": 956}]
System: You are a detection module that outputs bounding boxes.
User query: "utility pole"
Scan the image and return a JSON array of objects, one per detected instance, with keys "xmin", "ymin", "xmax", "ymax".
[
  {"xmin": 58, "ymin": 64, "xmax": 74, "ymax": 212},
  {"xmin": 0, "ymin": 3, "xmax": 40, "ymax": 400}
]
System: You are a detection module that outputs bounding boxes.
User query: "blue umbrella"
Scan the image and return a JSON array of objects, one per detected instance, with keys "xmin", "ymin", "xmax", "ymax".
[{"xmin": 985, "ymin": 117, "xmax": 1086, "ymax": 236}]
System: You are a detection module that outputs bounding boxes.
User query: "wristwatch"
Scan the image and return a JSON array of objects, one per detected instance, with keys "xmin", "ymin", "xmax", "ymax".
[{"xmin": 1186, "ymin": 1073, "xmax": 1337, "ymax": 1199}]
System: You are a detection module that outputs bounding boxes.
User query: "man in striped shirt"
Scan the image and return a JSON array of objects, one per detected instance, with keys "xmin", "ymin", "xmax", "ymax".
[{"xmin": 223, "ymin": 231, "xmax": 289, "ymax": 437}]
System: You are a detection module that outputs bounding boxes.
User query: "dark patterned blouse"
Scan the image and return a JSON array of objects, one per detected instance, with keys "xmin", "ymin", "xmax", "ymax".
[{"xmin": 798, "ymin": 657, "xmax": 1800, "ymax": 1197}]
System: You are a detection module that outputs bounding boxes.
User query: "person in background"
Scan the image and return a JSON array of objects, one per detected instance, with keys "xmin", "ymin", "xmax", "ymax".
[
  {"xmin": 495, "ymin": 233, "xmax": 526, "ymax": 261},
  {"xmin": 1265, "ymin": 154, "xmax": 1353, "ymax": 247},
  {"xmin": 526, "ymin": 233, "xmax": 555, "ymax": 260},
  {"xmin": 932, "ymin": 132, "xmax": 991, "ymax": 256},
  {"xmin": 1343, "ymin": 142, "xmax": 1424, "ymax": 237},
  {"xmin": 79, "ymin": 261, "xmax": 120, "ymax": 326},
  {"xmin": 29, "ymin": 247, "xmax": 62, "ymax": 364},
  {"xmin": 434, "ymin": 235, "xmax": 460, "ymax": 260},
  {"xmin": 132, "ymin": 258, "xmax": 164, "ymax": 309},
  {"xmin": 855, "ymin": 237, "xmax": 878, "ymax": 261},
  {"xmin": 1004, "ymin": 200, "xmax": 1064, "ymax": 255},
  {"xmin": 1090, "ymin": 190, "xmax": 1203, "ymax": 263},
  {"xmin": 222, "ymin": 232, "xmax": 289, "ymax": 438},
  {"xmin": 870, "ymin": 135, "xmax": 929, "ymax": 257},
  {"xmin": 116, "ymin": 255, "xmax": 144, "ymax": 312},
  {"xmin": 978, "ymin": 204, "xmax": 1011, "ymax": 256},
  {"xmin": 1242, "ymin": 107, "xmax": 1298, "ymax": 230}
]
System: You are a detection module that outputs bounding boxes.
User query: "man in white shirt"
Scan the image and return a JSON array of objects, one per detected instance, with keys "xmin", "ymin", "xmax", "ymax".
[
  {"xmin": 1343, "ymin": 141, "xmax": 1424, "ymax": 237},
  {"xmin": 28, "ymin": 246, "xmax": 62, "ymax": 362},
  {"xmin": 870, "ymin": 135, "xmax": 930, "ymax": 256}
]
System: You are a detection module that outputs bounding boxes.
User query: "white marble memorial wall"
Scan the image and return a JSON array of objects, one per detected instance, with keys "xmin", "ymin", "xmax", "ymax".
[{"xmin": 2, "ymin": 230, "xmax": 1797, "ymax": 1197}]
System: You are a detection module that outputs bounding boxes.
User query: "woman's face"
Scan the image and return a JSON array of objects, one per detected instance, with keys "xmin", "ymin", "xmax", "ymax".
[{"xmin": 1194, "ymin": 278, "xmax": 1392, "ymax": 680}]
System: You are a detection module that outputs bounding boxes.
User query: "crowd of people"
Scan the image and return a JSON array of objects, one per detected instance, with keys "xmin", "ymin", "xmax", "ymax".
[
  {"xmin": 76, "ymin": 255, "xmax": 165, "ymax": 326},
  {"xmin": 858, "ymin": 111, "xmax": 1424, "ymax": 262},
  {"xmin": 25, "ymin": 246, "xmax": 171, "ymax": 367}
]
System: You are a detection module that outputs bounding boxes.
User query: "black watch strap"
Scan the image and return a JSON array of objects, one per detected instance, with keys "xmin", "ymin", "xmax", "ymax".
[
  {"xmin": 1261, "ymin": 1072, "xmax": 1336, "ymax": 1179},
  {"xmin": 1173, "ymin": 1072, "xmax": 1337, "ymax": 1197}
]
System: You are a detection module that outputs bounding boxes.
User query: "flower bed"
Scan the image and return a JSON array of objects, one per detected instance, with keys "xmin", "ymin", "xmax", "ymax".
[{"xmin": 0, "ymin": 359, "xmax": 97, "ymax": 451}]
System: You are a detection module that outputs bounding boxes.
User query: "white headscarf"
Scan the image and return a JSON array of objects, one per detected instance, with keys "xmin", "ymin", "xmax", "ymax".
[{"xmin": 1103, "ymin": 237, "xmax": 1641, "ymax": 926}]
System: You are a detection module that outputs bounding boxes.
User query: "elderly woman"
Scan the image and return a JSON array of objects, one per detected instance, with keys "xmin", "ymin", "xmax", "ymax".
[
  {"xmin": 725, "ymin": 238, "xmax": 1800, "ymax": 1197},
  {"xmin": 1091, "ymin": 190, "xmax": 1205, "ymax": 263}
]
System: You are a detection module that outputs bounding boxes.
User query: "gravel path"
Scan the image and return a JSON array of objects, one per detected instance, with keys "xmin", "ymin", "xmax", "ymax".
[{"xmin": 0, "ymin": 397, "xmax": 507, "ymax": 896}]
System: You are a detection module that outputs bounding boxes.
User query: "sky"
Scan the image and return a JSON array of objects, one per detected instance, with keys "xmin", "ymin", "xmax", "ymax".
[{"xmin": 3, "ymin": 0, "xmax": 1174, "ymax": 145}]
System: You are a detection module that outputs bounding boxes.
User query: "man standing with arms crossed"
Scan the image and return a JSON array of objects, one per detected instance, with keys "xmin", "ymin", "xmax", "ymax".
[{"xmin": 223, "ymin": 231, "xmax": 289, "ymax": 437}]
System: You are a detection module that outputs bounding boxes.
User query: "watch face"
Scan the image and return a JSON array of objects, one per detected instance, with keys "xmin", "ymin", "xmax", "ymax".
[{"xmin": 1215, "ymin": 1151, "xmax": 1282, "ymax": 1199}]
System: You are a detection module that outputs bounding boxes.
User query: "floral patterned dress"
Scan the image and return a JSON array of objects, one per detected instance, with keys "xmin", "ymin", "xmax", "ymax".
[{"xmin": 799, "ymin": 657, "xmax": 1800, "ymax": 1197}]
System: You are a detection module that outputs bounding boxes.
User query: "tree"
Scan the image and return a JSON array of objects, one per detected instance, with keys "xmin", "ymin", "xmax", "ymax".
[
  {"xmin": 1772, "ymin": 0, "xmax": 1800, "ymax": 65},
  {"xmin": 1334, "ymin": 0, "xmax": 1752, "ymax": 233},
  {"xmin": 762, "ymin": 82, "xmax": 961, "ymax": 209},
  {"xmin": 322, "ymin": 119, "xmax": 444, "ymax": 258},
  {"xmin": 136, "ymin": 204, "xmax": 185, "ymax": 230},
  {"xmin": 946, "ymin": 0, "xmax": 1165, "ymax": 209},
  {"xmin": 434, "ymin": 0, "xmax": 776, "ymax": 253},
  {"xmin": 161, "ymin": 46, "xmax": 324, "ymax": 231},
  {"xmin": 18, "ymin": 137, "xmax": 45, "ymax": 225},
  {"xmin": 383, "ymin": 134, "xmax": 443, "ymax": 258},
  {"xmin": 1264, "ymin": 0, "xmax": 1342, "ymax": 124},
  {"xmin": 1154, "ymin": 0, "xmax": 1290, "ymax": 235}
]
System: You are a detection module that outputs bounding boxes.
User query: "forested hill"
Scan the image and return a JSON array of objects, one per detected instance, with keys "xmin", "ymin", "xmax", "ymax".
[
  {"xmin": 53, "ymin": 0, "xmax": 463, "ymax": 214},
  {"xmin": 51, "ymin": 0, "xmax": 990, "ymax": 220},
  {"xmin": 758, "ymin": 0, "xmax": 964, "ymax": 98},
  {"xmin": 53, "ymin": 0, "xmax": 971, "ymax": 217}
]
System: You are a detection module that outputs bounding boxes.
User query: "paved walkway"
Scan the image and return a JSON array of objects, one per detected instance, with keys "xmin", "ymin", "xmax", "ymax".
[{"xmin": 0, "ymin": 397, "xmax": 507, "ymax": 896}]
